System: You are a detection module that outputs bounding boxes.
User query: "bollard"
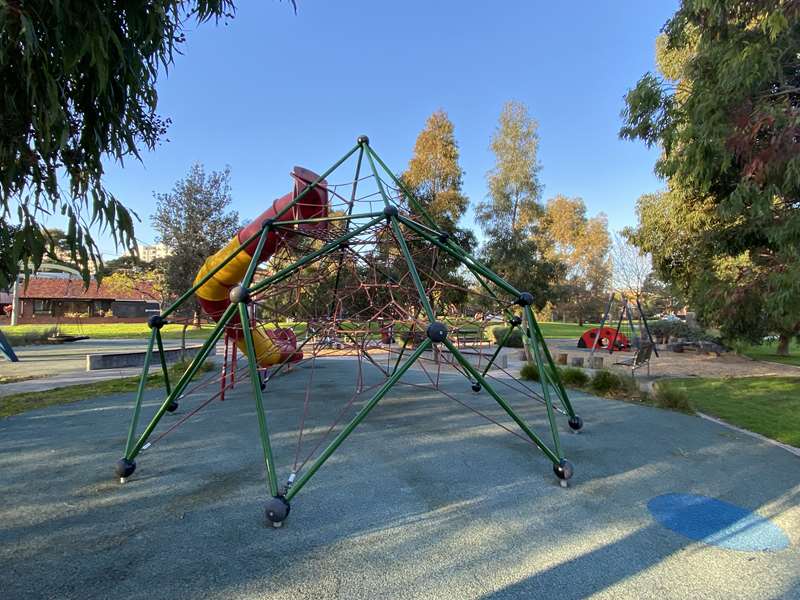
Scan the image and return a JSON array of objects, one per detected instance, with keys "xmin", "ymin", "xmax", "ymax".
[{"xmin": 570, "ymin": 356, "xmax": 584, "ymax": 368}]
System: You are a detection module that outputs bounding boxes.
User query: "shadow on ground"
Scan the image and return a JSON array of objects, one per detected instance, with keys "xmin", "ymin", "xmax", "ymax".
[{"xmin": 1, "ymin": 359, "xmax": 798, "ymax": 599}]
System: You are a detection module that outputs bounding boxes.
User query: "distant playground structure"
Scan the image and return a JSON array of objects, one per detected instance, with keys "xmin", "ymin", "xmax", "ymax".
[
  {"xmin": 115, "ymin": 136, "xmax": 584, "ymax": 527},
  {"xmin": 578, "ymin": 292, "xmax": 658, "ymax": 375}
]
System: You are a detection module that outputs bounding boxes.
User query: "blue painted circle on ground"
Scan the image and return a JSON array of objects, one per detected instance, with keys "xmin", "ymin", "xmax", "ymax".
[{"xmin": 648, "ymin": 493, "xmax": 790, "ymax": 552}]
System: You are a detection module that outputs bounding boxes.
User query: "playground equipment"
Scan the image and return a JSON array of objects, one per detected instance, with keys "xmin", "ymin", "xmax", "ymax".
[
  {"xmin": 0, "ymin": 330, "xmax": 18, "ymax": 362},
  {"xmin": 578, "ymin": 292, "xmax": 658, "ymax": 358},
  {"xmin": 578, "ymin": 326, "xmax": 630, "ymax": 352},
  {"xmin": 115, "ymin": 136, "xmax": 583, "ymax": 527}
]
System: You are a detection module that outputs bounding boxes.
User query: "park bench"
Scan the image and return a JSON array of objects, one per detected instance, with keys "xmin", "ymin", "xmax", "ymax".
[
  {"xmin": 453, "ymin": 326, "xmax": 486, "ymax": 348},
  {"xmin": 614, "ymin": 342, "xmax": 654, "ymax": 377}
]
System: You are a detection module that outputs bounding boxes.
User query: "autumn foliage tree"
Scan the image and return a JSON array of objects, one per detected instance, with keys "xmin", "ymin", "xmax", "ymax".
[
  {"xmin": 477, "ymin": 101, "xmax": 559, "ymax": 306},
  {"xmin": 403, "ymin": 110, "xmax": 469, "ymax": 230},
  {"xmin": 621, "ymin": 0, "xmax": 800, "ymax": 354},
  {"xmin": 402, "ymin": 110, "xmax": 474, "ymax": 311},
  {"xmin": 539, "ymin": 195, "xmax": 611, "ymax": 324}
]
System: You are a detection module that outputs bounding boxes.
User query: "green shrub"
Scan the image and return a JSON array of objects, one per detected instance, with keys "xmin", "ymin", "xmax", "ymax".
[
  {"xmin": 559, "ymin": 366, "xmax": 589, "ymax": 387},
  {"xmin": 493, "ymin": 326, "xmax": 524, "ymax": 348},
  {"xmin": 652, "ymin": 384, "xmax": 693, "ymax": 413},
  {"xmin": 648, "ymin": 320, "xmax": 721, "ymax": 344},
  {"xmin": 520, "ymin": 362, "xmax": 539, "ymax": 381},
  {"xmin": 590, "ymin": 369, "xmax": 624, "ymax": 394}
]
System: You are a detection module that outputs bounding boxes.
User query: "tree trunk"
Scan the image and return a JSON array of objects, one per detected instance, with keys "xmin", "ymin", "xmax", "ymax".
[{"xmin": 776, "ymin": 334, "xmax": 791, "ymax": 356}]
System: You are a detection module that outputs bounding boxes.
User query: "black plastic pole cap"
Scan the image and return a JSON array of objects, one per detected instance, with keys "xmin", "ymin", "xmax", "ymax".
[
  {"xmin": 147, "ymin": 314, "xmax": 167, "ymax": 329},
  {"xmin": 265, "ymin": 495, "xmax": 291, "ymax": 524},
  {"xmin": 553, "ymin": 459, "xmax": 574, "ymax": 480},
  {"xmin": 509, "ymin": 315, "xmax": 522, "ymax": 326},
  {"xmin": 115, "ymin": 458, "xmax": 136, "ymax": 478},
  {"xmin": 357, "ymin": 135, "xmax": 370, "ymax": 145},
  {"xmin": 471, "ymin": 383, "xmax": 481, "ymax": 393},
  {"xmin": 426, "ymin": 321, "xmax": 448, "ymax": 343},
  {"xmin": 229, "ymin": 285, "xmax": 251, "ymax": 304},
  {"xmin": 383, "ymin": 205, "xmax": 399, "ymax": 218},
  {"xmin": 515, "ymin": 292, "xmax": 534, "ymax": 306},
  {"xmin": 166, "ymin": 400, "xmax": 179, "ymax": 413},
  {"xmin": 568, "ymin": 415, "xmax": 584, "ymax": 431},
  {"xmin": 438, "ymin": 232, "xmax": 450, "ymax": 244}
]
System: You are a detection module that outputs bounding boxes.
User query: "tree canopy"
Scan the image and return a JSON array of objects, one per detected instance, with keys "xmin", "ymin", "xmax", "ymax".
[
  {"xmin": 621, "ymin": 0, "xmax": 800, "ymax": 353},
  {"xmin": 477, "ymin": 101, "xmax": 557, "ymax": 305},
  {"xmin": 401, "ymin": 110, "xmax": 475, "ymax": 311},
  {"xmin": 403, "ymin": 109, "xmax": 468, "ymax": 229},
  {"xmin": 151, "ymin": 163, "xmax": 240, "ymax": 318},
  {"xmin": 477, "ymin": 101, "xmax": 543, "ymax": 236},
  {"xmin": 539, "ymin": 195, "xmax": 611, "ymax": 323},
  {"xmin": 0, "ymin": 1, "xmax": 246, "ymax": 288}
]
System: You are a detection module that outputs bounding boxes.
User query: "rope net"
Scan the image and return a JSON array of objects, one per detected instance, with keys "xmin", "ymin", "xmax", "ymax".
[{"xmin": 134, "ymin": 150, "xmax": 574, "ymax": 491}]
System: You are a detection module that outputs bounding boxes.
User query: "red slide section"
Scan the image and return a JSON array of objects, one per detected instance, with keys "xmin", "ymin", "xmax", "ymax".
[{"xmin": 194, "ymin": 167, "xmax": 328, "ymax": 365}]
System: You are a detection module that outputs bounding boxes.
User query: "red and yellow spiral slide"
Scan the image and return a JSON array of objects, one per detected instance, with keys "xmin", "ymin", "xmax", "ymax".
[{"xmin": 193, "ymin": 167, "xmax": 328, "ymax": 366}]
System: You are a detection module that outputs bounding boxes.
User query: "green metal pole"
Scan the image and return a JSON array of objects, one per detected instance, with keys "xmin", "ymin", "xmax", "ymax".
[
  {"xmin": 158, "ymin": 144, "xmax": 359, "ymax": 320},
  {"xmin": 391, "ymin": 318, "xmax": 417, "ymax": 375},
  {"xmin": 124, "ymin": 329, "xmax": 156, "ymax": 457},
  {"xmin": 250, "ymin": 216, "xmax": 384, "ymax": 294},
  {"xmin": 160, "ymin": 225, "xmax": 265, "ymax": 319},
  {"xmin": 525, "ymin": 306, "xmax": 577, "ymax": 418},
  {"xmin": 127, "ymin": 303, "xmax": 237, "ymax": 459},
  {"xmin": 154, "ymin": 328, "xmax": 172, "ymax": 396},
  {"xmin": 442, "ymin": 338, "xmax": 560, "ymax": 465},
  {"xmin": 242, "ymin": 225, "xmax": 270, "ymax": 287},
  {"xmin": 399, "ymin": 216, "xmax": 522, "ymax": 299},
  {"xmin": 479, "ymin": 323, "xmax": 516, "ymax": 380},
  {"xmin": 270, "ymin": 143, "xmax": 361, "ymax": 222},
  {"xmin": 392, "ymin": 335, "xmax": 411, "ymax": 375},
  {"xmin": 239, "ymin": 303, "xmax": 280, "ymax": 496},
  {"xmin": 267, "ymin": 211, "xmax": 380, "ymax": 227},
  {"xmin": 363, "ymin": 145, "xmax": 392, "ymax": 210},
  {"xmin": 365, "ymin": 146, "xmax": 441, "ymax": 232},
  {"xmin": 286, "ymin": 339, "xmax": 432, "ymax": 501},
  {"xmin": 329, "ymin": 147, "xmax": 366, "ymax": 316},
  {"xmin": 522, "ymin": 306, "xmax": 563, "ymax": 459},
  {"xmin": 390, "ymin": 218, "xmax": 436, "ymax": 322}
]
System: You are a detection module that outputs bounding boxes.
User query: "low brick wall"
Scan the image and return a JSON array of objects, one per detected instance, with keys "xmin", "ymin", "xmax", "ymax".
[{"xmin": 86, "ymin": 344, "xmax": 215, "ymax": 371}]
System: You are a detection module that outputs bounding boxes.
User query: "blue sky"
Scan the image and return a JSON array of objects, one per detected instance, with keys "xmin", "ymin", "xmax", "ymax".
[{"xmin": 96, "ymin": 1, "xmax": 678, "ymax": 257}]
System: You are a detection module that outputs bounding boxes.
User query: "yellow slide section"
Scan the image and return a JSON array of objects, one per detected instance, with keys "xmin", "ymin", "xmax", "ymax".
[{"xmin": 193, "ymin": 238, "xmax": 283, "ymax": 366}]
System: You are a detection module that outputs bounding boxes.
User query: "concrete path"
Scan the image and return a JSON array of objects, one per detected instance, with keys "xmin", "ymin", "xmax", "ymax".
[
  {"xmin": 0, "ymin": 338, "xmax": 217, "ymax": 396},
  {"xmin": 0, "ymin": 359, "xmax": 797, "ymax": 599}
]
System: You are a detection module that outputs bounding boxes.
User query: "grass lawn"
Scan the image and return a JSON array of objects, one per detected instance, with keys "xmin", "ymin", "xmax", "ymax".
[
  {"xmin": 662, "ymin": 376, "xmax": 800, "ymax": 447},
  {"xmin": 738, "ymin": 340, "xmax": 800, "ymax": 367},
  {"xmin": 0, "ymin": 360, "xmax": 214, "ymax": 418},
  {"xmin": 1, "ymin": 323, "xmax": 216, "ymax": 342},
  {"xmin": 1, "ymin": 320, "xmax": 594, "ymax": 345},
  {"xmin": 536, "ymin": 322, "xmax": 598, "ymax": 339}
]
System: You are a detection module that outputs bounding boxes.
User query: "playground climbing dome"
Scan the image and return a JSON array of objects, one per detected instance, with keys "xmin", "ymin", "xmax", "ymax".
[{"xmin": 115, "ymin": 136, "xmax": 584, "ymax": 527}]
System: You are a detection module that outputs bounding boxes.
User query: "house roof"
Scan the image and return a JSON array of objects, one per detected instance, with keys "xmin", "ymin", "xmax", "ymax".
[{"xmin": 19, "ymin": 277, "xmax": 158, "ymax": 302}]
